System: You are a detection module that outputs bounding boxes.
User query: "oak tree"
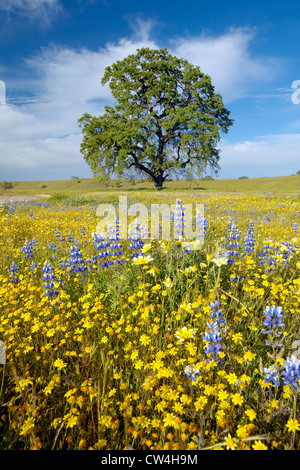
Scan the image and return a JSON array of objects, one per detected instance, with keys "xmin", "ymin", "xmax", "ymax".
[{"xmin": 78, "ymin": 47, "xmax": 233, "ymax": 188}]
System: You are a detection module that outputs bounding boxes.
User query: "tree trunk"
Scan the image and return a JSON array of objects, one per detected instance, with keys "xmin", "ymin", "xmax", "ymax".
[{"xmin": 153, "ymin": 173, "xmax": 165, "ymax": 189}]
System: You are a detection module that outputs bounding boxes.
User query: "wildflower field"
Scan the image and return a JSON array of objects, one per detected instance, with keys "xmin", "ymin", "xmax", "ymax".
[{"xmin": 1, "ymin": 190, "xmax": 300, "ymax": 450}]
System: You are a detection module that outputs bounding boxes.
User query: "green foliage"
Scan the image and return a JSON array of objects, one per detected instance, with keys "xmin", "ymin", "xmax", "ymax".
[
  {"xmin": 78, "ymin": 47, "xmax": 233, "ymax": 188},
  {"xmin": 1, "ymin": 182, "xmax": 13, "ymax": 191},
  {"xmin": 202, "ymin": 175, "xmax": 214, "ymax": 181},
  {"xmin": 238, "ymin": 176, "xmax": 249, "ymax": 179}
]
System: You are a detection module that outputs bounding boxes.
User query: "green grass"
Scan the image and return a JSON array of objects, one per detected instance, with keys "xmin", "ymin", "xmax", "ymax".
[{"xmin": 1, "ymin": 174, "xmax": 300, "ymax": 196}]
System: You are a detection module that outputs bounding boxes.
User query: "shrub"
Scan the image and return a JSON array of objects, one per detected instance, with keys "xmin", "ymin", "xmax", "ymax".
[
  {"xmin": 2, "ymin": 181, "xmax": 13, "ymax": 191},
  {"xmin": 238, "ymin": 176, "xmax": 249, "ymax": 179}
]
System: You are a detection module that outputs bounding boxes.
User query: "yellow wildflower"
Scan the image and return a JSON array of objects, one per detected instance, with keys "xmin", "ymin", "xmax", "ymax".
[
  {"xmin": 252, "ymin": 440, "xmax": 268, "ymax": 450},
  {"xmin": 54, "ymin": 358, "xmax": 67, "ymax": 370},
  {"xmin": 286, "ymin": 418, "xmax": 300, "ymax": 432}
]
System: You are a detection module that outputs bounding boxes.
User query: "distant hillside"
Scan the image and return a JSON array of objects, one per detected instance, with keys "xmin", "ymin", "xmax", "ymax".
[{"xmin": 1, "ymin": 174, "xmax": 300, "ymax": 195}]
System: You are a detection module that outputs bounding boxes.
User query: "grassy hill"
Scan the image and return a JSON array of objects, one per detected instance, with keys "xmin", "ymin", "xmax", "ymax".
[{"xmin": 1, "ymin": 174, "xmax": 300, "ymax": 196}]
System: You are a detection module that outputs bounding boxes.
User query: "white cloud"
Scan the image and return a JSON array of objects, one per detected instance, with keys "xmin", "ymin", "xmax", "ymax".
[
  {"xmin": 0, "ymin": 0, "xmax": 61, "ymax": 22},
  {"xmin": 0, "ymin": 80, "xmax": 5, "ymax": 105},
  {"xmin": 18, "ymin": 35, "xmax": 158, "ymax": 135},
  {"xmin": 0, "ymin": 29, "xmax": 158, "ymax": 179},
  {"xmin": 171, "ymin": 28, "xmax": 278, "ymax": 102},
  {"xmin": 0, "ymin": 0, "xmax": 58, "ymax": 11},
  {"xmin": 219, "ymin": 134, "xmax": 300, "ymax": 178}
]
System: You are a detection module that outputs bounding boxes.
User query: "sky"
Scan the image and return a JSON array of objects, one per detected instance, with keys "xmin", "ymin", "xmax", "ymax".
[{"xmin": 0, "ymin": 0, "xmax": 300, "ymax": 182}]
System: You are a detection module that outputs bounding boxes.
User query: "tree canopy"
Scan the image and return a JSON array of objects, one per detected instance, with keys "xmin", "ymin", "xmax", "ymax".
[{"xmin": 78, "ymin": 47, "xmax": 233, "ymax": 188}]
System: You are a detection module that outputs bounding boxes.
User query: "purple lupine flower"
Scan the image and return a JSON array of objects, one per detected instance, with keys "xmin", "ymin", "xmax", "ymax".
[
  {"xmin": 262, "ymin": 305, "xmax": 285, "ymax": 346},
  {"xmin": 9, "ymin": 262, "xmax": 20, "ymax": 283},
  {"xmin": 68, "ymin": 245, "xmax": 87, "ymax": 274},
  {"xmin": 184, "ymin": 364, "xmax": 200, "ymax": 383},
  {"xmin": 41, "ymin": 260, "xmax": 59, "ymax": 300},
  {"xmin": 244, "ymin": 221, "xmax": 255, "ymax": 253},
  {"xmin": 21, "ymin": 239, "xmax": 36, "ymax": 258},
  {"xmin": 282, "ymin": 356, "xmax": 300, "ymax": 389},
  {"xmin": 202, "ymin": 301, "xmax": 227, "ymax": 364},
  {"xmin": 264, "ymin": 365, "xmax": 280, "ymax": 387}
]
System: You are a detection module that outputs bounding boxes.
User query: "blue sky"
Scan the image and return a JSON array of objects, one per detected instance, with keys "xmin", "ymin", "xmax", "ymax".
[{"xmin": 0, "ymin": 0, "xmax": 300, "ymax": 181}]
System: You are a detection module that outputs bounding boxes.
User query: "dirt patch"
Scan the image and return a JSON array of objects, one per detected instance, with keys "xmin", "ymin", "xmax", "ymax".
[{"xmin": 0, "ymin": 193, "xmax": 50, "ymax": 205}]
